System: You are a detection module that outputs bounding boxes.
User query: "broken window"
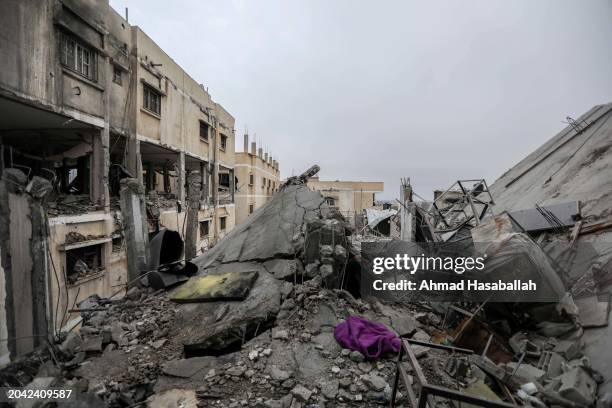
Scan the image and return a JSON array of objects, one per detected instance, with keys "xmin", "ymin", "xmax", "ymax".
[
  {"xmin": 56, "ymin": 156, "xmax": 90, "ymax": 195},
  {"xmin": 325, "ymin": 197, "xmax": 336, "ymax": 207},
  {"xmin": 249, "ymin": 204, "xmax": 254, "ymax": 214},
  {"xmin": 220, "ymin": 216, "xmax": 227, "ymax": 231},
  {"xmin": 143, "ymin": 84, "xmax": 161, "ymax": 115},
  {"xmin": 219, "ymin": 172, "xmax": 230, "ymax": 188},
  {"xmin": 199, "ymin": 120, "xmax": 209, "ymax": 142},
  {"xmin": 60, "ymin": 32, "xmax": 97, "ymax": 81},
  {"xmin": 249, "ymin": 174, "xmax": 254, "ymax": 185},
  {"xmin": 113, "ymin": 66, "xmax": 122, "ymax": 85},
  {"xmin": 65, "ymin": 243, "xmax": 103, "ymax": 285},
  {"xmin": 112, "ymin": 235, "xmax": 123, "ymax": 253},
  {"xmin": 199, "ymin": 220, "xmax": 210, "ymax": 237},
  {"xmin": 218, "ymin": 168, "xmax": 234, "ymax": 204},
  {"xmin": 220, "ymin": 134, "xmax": 228, "ymax": 151}
]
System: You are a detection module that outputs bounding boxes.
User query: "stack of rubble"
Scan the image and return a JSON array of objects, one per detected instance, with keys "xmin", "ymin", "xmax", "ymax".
[
  {"xmin": 47, "ymin": 194, "xmax": 100, "ymax": 216},
  {"xmin": 2, "ymin": 138, "xmax": 611, "ymax": 408}
]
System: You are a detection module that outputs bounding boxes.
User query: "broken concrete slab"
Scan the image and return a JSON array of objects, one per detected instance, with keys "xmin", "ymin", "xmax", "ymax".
[
  {"xmin": 575, "ymin": 293, "xmax": 610, "ymax": 328},
  {"xmin": 557, "ymin": 367, "xmax": 597, "ymax": 406},
  {"xmin": 170, "ymin": 271, "xmax": 259, "ymax": 303},
  {"xmin": 169, "ymin": 264, "xmax": 281, "ymax": 356},
  {"xmin": 156, "ymin": 354, "xmax": 238, "ymax": 392},
  {"xmin": 554, "ymin": 339, "xmax": 583, "ymax": 360},
  {"xmin": 194, "ymin": 185, "xmax": 327, "ymax": 269},
  {"xmin": 505, "ymin": 362, "xmax": 546, "ymax": 384},
  {"xmin": 146, "ymin": 388, "xmax": 198, "ymax": 408},
  {"xmin": 162, "ymin": 356, "xmax": 223, "ymax": 378},
  {"xmin": 263, "ymin": 258, "xmax": 304, "ymax": 281}
]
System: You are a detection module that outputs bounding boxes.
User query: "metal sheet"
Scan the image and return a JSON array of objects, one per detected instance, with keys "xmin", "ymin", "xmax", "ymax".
[{"xmin": 508, "ymin": 201, "xmax": 580, "ymax": 233}]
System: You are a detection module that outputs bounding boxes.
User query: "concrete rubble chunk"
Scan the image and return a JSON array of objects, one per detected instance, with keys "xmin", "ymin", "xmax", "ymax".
[
  {"xmin": 557, "ymin": 367, "xmax": 597, "ymax": 406},
  {"xmin": 505, "ymin": 362, "xmax": 546, "ymax": 383},
  {"xmin": 226, "ymin": 365, "xmax": 246, "ymax": 377},
  {"xmin": 271, "ymin": 366, "xmax": 291, "ymax": 381},
  {"xmin": 363, "ymin": 373, "xmax": 388, "ymax": 392},
  {"xmin": 60, "ymin": 332, "xmax": 84, "ymax": 357},
  {"xmin": 162, "ymin": 356, "xmax": 223, "ymax": 378},
  {"xmin": 263, "ymin": 259, "xmax": 303, "ymax": 281},
  {"xmin": 272, "ymin": 329, "xmax": 289, "ymax": 340},
  {"xmin": 554, "ymin": 339, "xmax": 583, "ymax": 360},
  {"xmin": 320, "ymin": 379, "xmax": 339, "ymax": 399},
  {"xmin": 290, "ymin": 384, "xmax": 312, "ymax": 402}
]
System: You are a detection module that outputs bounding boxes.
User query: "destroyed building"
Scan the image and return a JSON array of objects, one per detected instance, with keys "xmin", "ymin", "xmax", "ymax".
[
  {"xmin": 0, "ymin": 0, "xmax": 237, "ymax": 364},
  {"xmin": 0, "ymin": 1, "xmax": 611, "ymax": 406},
  {"xmin": 0, "ymin": 98, "xmax": 610, "ymax": 407},
  {"xmin": 306, "ymin": 177, "xmax": 385, "ymax": 230},
  {"xmin": 384, "ymin": 103, "xmax": 612, "ymax": 407},
  {"xmin": 234, "ymin": 133, "xmax": 281, "ymax": 225}
]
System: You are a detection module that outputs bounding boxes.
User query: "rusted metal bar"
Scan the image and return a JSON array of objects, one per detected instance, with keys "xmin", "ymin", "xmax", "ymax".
[
  {"xmin": 398, "ymin": 363, "xmax": 418, "ymax": 407},
  {"xmin": 406, "ymin": 339, "xmax": 473, "ymax": 355},
  {"xmin": 390, "ymin": 340, "xmax": 404, "ymax": 408},
  {"xmin": 403, "ymin": 340, "xmax": 428, "ymax": 385},
  {"xmin": 392, "ymin": 336, "xmax": 521, "ymax": 408}
]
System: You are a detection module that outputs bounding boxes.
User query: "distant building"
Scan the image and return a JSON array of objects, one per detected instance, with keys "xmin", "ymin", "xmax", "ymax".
[
  {"xmin": 234, "ymin": 134, "xmax": 280, "ymax": 225},
  {"xmin": 306, "ymin": 177, "xmax": 384, "ymax": 227}
]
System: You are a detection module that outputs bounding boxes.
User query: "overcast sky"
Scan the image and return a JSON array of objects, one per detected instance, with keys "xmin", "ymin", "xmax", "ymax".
[{"xmin": 109, "ymin": 0, "xmax": 612, "ymax": 200}]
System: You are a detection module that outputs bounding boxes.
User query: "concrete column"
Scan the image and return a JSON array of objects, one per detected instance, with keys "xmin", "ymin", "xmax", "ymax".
[
  {"xmin": 184, "ymin": 171, "xmax": 201, "ymax": 260},
  {"xmin": 0, "ymin": 171, "xmax": 51, "ymax": 359},
  {"xmin": 258, "ymin": 147, "xmax": 263, "ymax": 159},
  {"xmin": 399, "ymin": 183, "xmax": 415, "ymax": 242},
  {"xmin": 251, "ymin": 141, "xmax": 256, "ymax": 155},
  {"xmin": 119, "ymin": 178, "xmax": 149, "ymax": 282},
  {"xmin": 243, "ymin": 134, "xmax": 249, "ymax": 153},
  {"xmin": 178, "ymin": 152, "xmax": 185, "ymax": 205},
  {"xmin": 27, "ymin": 177, "xmax": 51, "ymax": 337},
  {"xmin": 264, "ymin": 152, "xmax": 268, "ymax": 162}
]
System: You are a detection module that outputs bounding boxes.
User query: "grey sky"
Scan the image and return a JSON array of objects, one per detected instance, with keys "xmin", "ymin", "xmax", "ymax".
[{"xmin": 109, "ymin": 0, "xmax": 612, "ymax": 200}]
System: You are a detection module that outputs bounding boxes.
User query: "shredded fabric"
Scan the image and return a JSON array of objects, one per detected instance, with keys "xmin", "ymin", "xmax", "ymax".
[{"xmin": 334, "ymin": 315, "xmax": 401, "ymax": 359}]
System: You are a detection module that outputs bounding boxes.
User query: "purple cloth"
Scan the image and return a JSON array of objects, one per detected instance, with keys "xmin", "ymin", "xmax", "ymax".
[{"xmin": 334, "ymin": 315, "xmax": 400, "ymax": 359}]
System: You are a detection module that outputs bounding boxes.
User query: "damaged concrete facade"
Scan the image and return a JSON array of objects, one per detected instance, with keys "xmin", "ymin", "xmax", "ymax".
[
  {"xmin": 306, "ymin": 177, "xmax": 384, "ymax": 228},
  {"xmin": 0, "ymin": 0, "xmax": 236, "ymax": 364},
  {"xmin": 234, "ymin": 133, "xmax": 280, "ymax": 225}
]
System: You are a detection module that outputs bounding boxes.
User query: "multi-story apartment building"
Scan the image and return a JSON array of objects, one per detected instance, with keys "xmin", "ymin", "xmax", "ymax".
[
  {"xmin": 0, "ymin": 0, "xmax": 235, "ymax": 363},
  {"xmin": 234, "ymin": 133, "xmax": 280, "ymax": 225}
]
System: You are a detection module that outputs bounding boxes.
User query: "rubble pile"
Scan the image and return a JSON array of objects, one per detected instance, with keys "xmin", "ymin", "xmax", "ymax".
[
  {"xmin": 46, "ymin": 194, "xmax": 100, "ymax": 216},
  {"xmin": 2, "ymin": 152, "xmax": 612, "ymax": 407}
]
